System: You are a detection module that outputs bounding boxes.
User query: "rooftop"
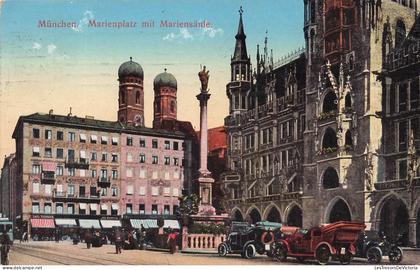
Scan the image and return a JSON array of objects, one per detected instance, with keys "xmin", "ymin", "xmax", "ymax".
[{"xmin": 12, "ymin": 112, "xmax": 186, "ymax": 139}]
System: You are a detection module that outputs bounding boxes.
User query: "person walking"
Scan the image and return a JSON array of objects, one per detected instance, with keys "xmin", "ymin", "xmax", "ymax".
[
  {"xmin": 167, "ymin": 228, "xmax": 178, "ymax": 254},
  {"xmin": 114, "ymin": 228, "xmax": 123, "ymax": 254},
  {"xmin": 84, "ymin": 229, "xmax": 93, "ymax": 249},
  {"xmin": 55, "ymin": 228, "xmax": 60, "ymax": 243},
  {"xmin": 0, "ymin": 231, "xmax": 11, "ymax": 265}
]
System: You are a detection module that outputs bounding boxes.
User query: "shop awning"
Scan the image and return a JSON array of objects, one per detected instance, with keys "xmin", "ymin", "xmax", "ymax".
[
  {"xmin": 90, "ymin": 204, "xmax": 97, "ymax": 211},
  {"xmin": 112, "ymin": 137, "xmax": 119, "ymax": 144},
  {"xmin": 164, "ymin": 220, "xmax": 180, "ymax": 229},
  {"xmin": 100, "ymin": 220, "xmax": 121, "ymax": 229},
  {"xmin": 78, "ymin": 219, "xmax": 101, "ymax": 229},
  {"xmin": 80, "ymin": 134, "xmax": 87, "ymax": 141},
  {"xmin": 101, "ymin": 204, "xmax": 108, "ymax": 210},
  {"xmin": 130, "ymin": 219, "xmax": 180, "ymax": 229},
  {"xmin": 31, "ymin": 218, "xmax": 55, "ymax": 228},
  {"xmin": 79, "ymin": 203, "xmax": 87, "ymax": 210},
  {"xmin": 111, "ymin": 204, "xmax": 119, "ymax": 210},
  {"xmin": 42, "ymin": 161, "xmax": 56, "ymax": 172},
  {"xmin": 55, "ymin": 218, "xmax": 77, "ymax": 227},
  {"xmin": 90, "ymin": 135, "xmax": 97, "ymax": 141}
]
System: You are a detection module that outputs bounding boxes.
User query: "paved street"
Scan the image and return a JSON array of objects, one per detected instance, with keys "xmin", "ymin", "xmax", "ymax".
[{"xmin": 6, "ymin": 241, "xmax": 420, "ymax": 265}]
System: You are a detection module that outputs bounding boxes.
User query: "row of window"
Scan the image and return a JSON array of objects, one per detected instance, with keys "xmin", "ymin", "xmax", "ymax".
[
  {"xmin": 32, "ymin": 147, "xmax": 119, "ymax": 162},
  {"xmin": 242, "ymin": 119, "xmax": 305, "ymax": 150},
  {"xmin": 388, "ymin": 78, "xmax": 420, "ymax": 115},
  {"xmin": 125, "ymin": 185, "xmax": 179, "ymax": 197},
  {"xmin": 32, "ymin": 163, "xmax": 182, "ymax": 180},
  {"xmin": 32, "ymin": 147, "xmax": 182, "ymax": 167},
  {"xmin": 125, "ymin": 204, "xmax": 177, "ymax": 215},
  {"xmin": 126, "ymin": 153, "xmax": 180, "ymax": 166},
  {"xmin": 32, "ymin": 164, "xmax": 118, "ymax": 179},
  {"xmin": 397, "ymin": 118, "xmax": 419, "ymax": 152},
  {"xmin": 31, "ymin": 128, "xmax": 183, "ymax": 150},
  {"xmin": 243, "ymin": 149, "xmax": 295, "ymax": 176},
  {"xmin": 31, "ymin": 202, "xmax": 118, "ymax": 215},
  {"xmin": 126, "ymin": 137, "xmax": 180, "ymax": 150},
  {"xmin": 126, "ymin": 168, "xmax": 181, "ymax": 180},
  {"xmin": 31, "ymin": 182, "xmax": 119, "ymax": 197},
  {"xmin": 32, "ymin": 129, "xmax": 119, "ymax": 145}
]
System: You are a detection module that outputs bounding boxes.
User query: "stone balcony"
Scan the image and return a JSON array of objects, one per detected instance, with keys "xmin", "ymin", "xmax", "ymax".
[
  {"xmin": 374, "ymin": 178, "xmax": 420, "ymax": 190},
  {"xmin": 65, "ymin": 157, "xmax": 90, "ymax": 170}
]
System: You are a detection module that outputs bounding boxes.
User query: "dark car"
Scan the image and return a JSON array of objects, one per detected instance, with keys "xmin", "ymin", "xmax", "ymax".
[
  {"xmin": 218, "ymin": 221, "xmax": 296, "ymax": 259},
  {"xmin": 91, "ymin": 231, "xmax": 107, "ymax": 247},
  {"xmin": 354, "ymin": 230, "xmax": 403, "ymax": 264}
]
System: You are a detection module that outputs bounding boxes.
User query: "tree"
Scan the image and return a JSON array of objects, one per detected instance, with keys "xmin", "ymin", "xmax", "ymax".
[{"xmin": 176, "ymin": 194, "xmax": 201, "ymax": 216}]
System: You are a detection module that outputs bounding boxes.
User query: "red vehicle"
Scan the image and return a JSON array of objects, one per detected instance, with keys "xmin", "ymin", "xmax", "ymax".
[{"xmin": 272, "ymin": 221, "xmax": 366, "ymax": 265}]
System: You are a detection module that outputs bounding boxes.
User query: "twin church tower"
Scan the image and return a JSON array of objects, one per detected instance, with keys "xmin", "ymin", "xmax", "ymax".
[{"xmin": 117, "ymin": 57, "xmax": 178, "ymax": 129}]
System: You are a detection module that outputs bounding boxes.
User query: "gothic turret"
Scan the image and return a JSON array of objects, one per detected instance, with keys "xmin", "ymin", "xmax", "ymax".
[{"xmin": 227, "ymin": 6, "xmax": 252, "ymax": 115}]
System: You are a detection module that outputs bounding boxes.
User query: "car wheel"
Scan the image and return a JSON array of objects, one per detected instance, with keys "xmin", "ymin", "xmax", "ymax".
[
  {"xmin": 296, "ymin": 256, "xmax": 306, "ymax": 263},
  {"xmin": 273, "ymin": 244, "xmax": 287, "ymax": 262},
  {"xmin": 315, "ymin": 245, "xmax": 331, "ymax": 265},
  {"xmin": 218, "ymin": 243, "xmax": 228, "ymax": 257},
  {"xmin": 388, "ymin": 246, "xmax": 403, "ymax": 264},
  {"xmin": 339, "ymin": 251, "xmax": 353, "ymax": 265},
  {"xmin": 367, "ymin": 246, "xmax": 382, "ymax": 264},
  {"xmin": 243, "ymin": 243, "xmax": 256, "ymax": 259}
]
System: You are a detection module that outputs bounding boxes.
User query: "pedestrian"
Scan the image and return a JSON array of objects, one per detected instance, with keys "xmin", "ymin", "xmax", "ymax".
[
  {"xmin": 55, "ymin": 228, "xmax": 60, "ymax": 243},
  {"xmin": 84, "ymin": 229, "xmax": 93, "ymax": 249},
  {"xmin": 0, "ymin": 231, "xmax": 11, "ymax": 265},
  {"xmin": 167, "ymin": 228, "xmax": 178, "ymax": 254},
  {"xmin": 114, "ymin": 228, "xmax": 123, "ymax": 254},
  {"xmin": 22, "ymin": 231, "xmax": 28, "ymax": 242}
]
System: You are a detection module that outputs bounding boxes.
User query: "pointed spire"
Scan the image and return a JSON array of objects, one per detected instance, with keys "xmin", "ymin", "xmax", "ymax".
[
  {"xmin": 264, "ymin": 30, "xmax": 268, "ymax": 62},
  {"xmin": 233, "ymin": 6, "xmax": 248, "ymax": 61}
]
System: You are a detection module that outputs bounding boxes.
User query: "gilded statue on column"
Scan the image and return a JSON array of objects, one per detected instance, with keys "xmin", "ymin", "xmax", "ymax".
[{"xmin": 198, "ymin": 65, "xmax": 210, "ymax": 92}]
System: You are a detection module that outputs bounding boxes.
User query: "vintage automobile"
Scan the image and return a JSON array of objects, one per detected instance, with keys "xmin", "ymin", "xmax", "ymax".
[
  {"xmin": 272, "ymin": 221, "xmax": 366, "ymax": 265},
  {"xmin": 218, "ymin": 221, "xmax": 298, "ymax": 259},
  {"xmin": 354, "ymin": 230, "xmax": 403, "ymax": 264}
]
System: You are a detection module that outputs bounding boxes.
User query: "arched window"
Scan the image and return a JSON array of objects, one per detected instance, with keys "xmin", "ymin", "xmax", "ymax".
[
  {"xmin": 395, "ymin": 20, "xmax": 406, "ymax": 48},
  {"xmin": 322, "ymin": 167, "xmax": 339, "ymax": 189},
  {"xmin": 345, "ymin": 93, "xmax": 352, "ymax": 109},
  {"xmin": 120, "ymin": 90, "xmax": 125, "ymax": 104},
  {"xmin": 348, "ymin": 55, "xmax": 354, "ymax": 71},
  {"xmin": 322, "ymin": 91, "xmax": 338, "ymax": 113},
  {"xmin": 155, "ymin": 101, "xmax": 160, "ymax": 113},
  {"xmin": 345, "ymin": 130, "xmax": 353, "ymax": 147},
  {"xmin": 266, "ymin": 207, "xmax": 281, "ymax": 223},
  {"xmin": 232, "ymin": 209, "xmax": 244, "ymax": 222},
  {"xmin": 322, "ymin": 128, "xmax": 338, "ymax": 149},
  {"xmin": 310, "ymin": 0, "xmax": 315, "ymax": 23},
  {"xmin": 135, "ymin": 91, "xmax": 140, "ymax": 104},
  {"xmin": 170, "ymin": 101, "xmax": 175, "ymax": 113},
  {"xmin": 310, "ymin": 29, "xmax": 315, "ymax": 54},
  {"xmin": 329, "ymin": 199, "xmax": 351, "ymax": 222}
]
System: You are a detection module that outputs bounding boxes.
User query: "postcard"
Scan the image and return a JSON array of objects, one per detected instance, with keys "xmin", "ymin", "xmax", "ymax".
[{"xmin": 0, "ymin": 0, "xmax": 419, "ymax": 267}]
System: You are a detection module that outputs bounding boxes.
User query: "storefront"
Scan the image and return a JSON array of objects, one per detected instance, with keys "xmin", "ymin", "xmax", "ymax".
[
  {"xmin": 55, "ymin": 218, "xmax": 78, "ymax": 240},
  {"xmin": 129, "ymin": 219, "xmax": 180, "ymax": 230},
  {"xmin": 78, "ymin": 219, "xmax": 101, "ymax": 230},
  {"xmin": 30, "ymin": 215, "xmax": 55, "ymax": 241}
]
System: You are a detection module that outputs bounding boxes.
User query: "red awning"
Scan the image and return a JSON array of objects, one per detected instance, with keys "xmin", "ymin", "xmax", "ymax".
[
  {"xmin": 42, "ymin": 162, "xmax": 57, "ymax": 172},
  {"xmin": 31, "ymin": 218, "xmax": 55, "ymax": 228}
]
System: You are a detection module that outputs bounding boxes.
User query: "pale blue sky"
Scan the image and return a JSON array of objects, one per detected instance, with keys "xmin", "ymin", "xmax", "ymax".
[{"xmin": 0, "ymin": 0, "xmax": 304, "ymax": 165}]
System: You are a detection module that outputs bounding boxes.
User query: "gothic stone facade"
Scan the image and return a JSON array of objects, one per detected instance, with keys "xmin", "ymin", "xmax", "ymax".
[
  {"xmin": 223, "ymin": 11, "xmax": 306, "ymax": 227},
  {"xmin": 223, "ymin": 0, "xmax": 420, "ymax": 247}
]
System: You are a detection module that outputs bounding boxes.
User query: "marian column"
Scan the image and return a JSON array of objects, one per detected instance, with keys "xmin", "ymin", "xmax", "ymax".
[{"xmin": 196, "ymin": 66, "xmax": 215, "ymax": 214}]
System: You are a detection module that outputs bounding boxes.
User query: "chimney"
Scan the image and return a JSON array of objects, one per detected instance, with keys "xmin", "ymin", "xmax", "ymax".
[{"xmin": 49, "ymin": 109, "xmax": 53, "ymax": 115}]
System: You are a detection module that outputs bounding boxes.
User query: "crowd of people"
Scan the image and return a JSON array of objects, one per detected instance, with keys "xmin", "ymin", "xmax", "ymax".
[{"xmin": 10, "ymin": 225, "xmax": 179, "ymax": 256}]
